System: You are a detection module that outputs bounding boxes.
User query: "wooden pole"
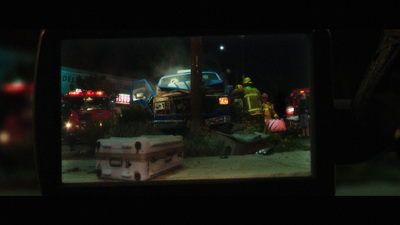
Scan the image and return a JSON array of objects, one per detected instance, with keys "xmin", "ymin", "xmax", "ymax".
[{"xmin": 190, "ymin": 37, "xmax": 203, "ymax": 133}]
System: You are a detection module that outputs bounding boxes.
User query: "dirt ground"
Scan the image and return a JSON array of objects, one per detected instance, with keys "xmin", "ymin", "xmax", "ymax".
[{"xmin": 61, "ymin": 148, "xmax": 312, "ymax": 183}]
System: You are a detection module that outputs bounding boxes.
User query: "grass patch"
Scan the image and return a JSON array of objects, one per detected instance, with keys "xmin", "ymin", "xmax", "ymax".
[
  {"xmin": 183, "ymin": 126, "xmax": 228, "ymax": 157},
  {"xmin": 264, "ymin": 133, "xmax": 310, "ymax": 153}
]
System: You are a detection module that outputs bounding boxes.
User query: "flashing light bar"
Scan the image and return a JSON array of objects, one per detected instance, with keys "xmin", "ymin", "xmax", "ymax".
[
  {"xmin": 68, "ymin": 91, "xmax": 82, "ymax": 96},
  {"xmin": 68, "ymin": 90, "xmax": 104, "ymax": 96},
  {"xmin": 177, "ymin": 69, "xmax": 191, "ymax": 73}
]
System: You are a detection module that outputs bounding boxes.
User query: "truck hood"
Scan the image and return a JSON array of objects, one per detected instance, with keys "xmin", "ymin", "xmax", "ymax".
[{"xmin": 157, "ymin": 79, "xmax": 223, "ymax": 91}]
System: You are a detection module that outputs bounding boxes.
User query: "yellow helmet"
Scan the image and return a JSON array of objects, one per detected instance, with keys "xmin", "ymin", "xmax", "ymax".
[{"xmin": 243, "ymin": 77, "xmax": 252, "ymax": 84}]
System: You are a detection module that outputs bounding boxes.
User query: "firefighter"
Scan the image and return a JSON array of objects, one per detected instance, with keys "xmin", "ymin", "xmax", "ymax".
[
  {"xmin": 261, "ymin": 93, "xmax": 278, "ymax": 121},
  {"xmin": 231, "ymin": 84, "xmax": 245, "ymax": 122},
  {"xmin": 232, "ymin": 76, "xmax": 264, "ymax": 130},
  {"xmin": 232, "ymin": 84, "xmax": 244, "ymax": 106},
  {"xmin": 242, "ymin": 77, "xmax": 263, "ymax": 116}
]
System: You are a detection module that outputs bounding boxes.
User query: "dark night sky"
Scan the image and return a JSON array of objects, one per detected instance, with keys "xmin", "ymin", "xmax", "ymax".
[
  {"xmin": 58, "ymin": 30, "xmax": 389, "ymax": 114},
  {"xmin": 1, "ymin": 29, "xmax": 386, "ymax": 103},
  {"xmin": 61, "ymin": 33, "xmax": 312, "ymax": 110}
]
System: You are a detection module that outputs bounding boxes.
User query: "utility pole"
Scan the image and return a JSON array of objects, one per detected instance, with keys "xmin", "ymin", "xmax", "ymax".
[{"xmin": 190, "ymin": 37, "xmax": 203, "ymax": 133}]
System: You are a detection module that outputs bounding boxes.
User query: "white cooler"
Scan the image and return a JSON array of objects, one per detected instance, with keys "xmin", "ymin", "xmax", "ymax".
[{"xmin": 95, "ymin": 135, "xmax": 184, "ymax": 181}]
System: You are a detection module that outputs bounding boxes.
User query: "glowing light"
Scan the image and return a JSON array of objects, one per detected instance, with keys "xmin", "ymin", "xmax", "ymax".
[
  {"xmin": 0, "ymin": 131, "xmax": 10, "ymax": 145},
  {"xmin": 286, "ymin": 106, "xmax": 294, "ymax": 115},
  {"xmin": 219, "ymin": 97, "xmax": 229, "ymax": 105},
  {"xmin": 116, "ymin": 94, "xmax": 130, "ymax": 104},
  {"xmin": 177, "ymin": 69, "xmax": 191, "ymax": 73},
  {"xmin": 219, "ymin": 45, "xmax": 224, "ymax": 50}
]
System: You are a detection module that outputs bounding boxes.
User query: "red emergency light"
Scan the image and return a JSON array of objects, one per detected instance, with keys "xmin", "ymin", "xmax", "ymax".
[
  {"xmin": 68, "ymin": 90, "xmax": 103, "ymax": 96},
  {"xmin": 68, "ymin": 91, "xmax": 82, "ymax": 96}
]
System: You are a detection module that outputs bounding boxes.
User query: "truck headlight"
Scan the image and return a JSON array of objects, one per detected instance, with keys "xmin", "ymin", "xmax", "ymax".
[{"xmin": 219, "ymin": 97, "xmax": 229, "ymax": 105}]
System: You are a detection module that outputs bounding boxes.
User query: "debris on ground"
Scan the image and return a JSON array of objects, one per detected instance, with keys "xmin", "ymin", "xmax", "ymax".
[{"xmin": 255, "ymin": 147, "xmax": 274, "ymax": 155}]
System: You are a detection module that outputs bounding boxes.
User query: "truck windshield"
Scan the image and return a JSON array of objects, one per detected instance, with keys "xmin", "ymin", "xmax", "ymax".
[
  {"xmin": 158, "ymin": 72, "xmax": 220, "ymax": 85},
  {"xmin": 86, "ymin": 97, "xmax": 108, "ymax": 110}
]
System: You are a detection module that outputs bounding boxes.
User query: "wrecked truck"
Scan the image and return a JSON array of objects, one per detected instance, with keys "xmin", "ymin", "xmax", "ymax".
[{"xmin": 129, "ymin": 71, "xmax": 231, "ymax": 130}]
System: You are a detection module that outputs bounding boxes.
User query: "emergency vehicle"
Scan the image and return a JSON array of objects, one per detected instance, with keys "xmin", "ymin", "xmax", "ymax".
[
  {"xmin": 285, "ymin": 88, "xmax": 310, "ymax": 128},
  {"xmin": 0, "ymin": 80, "xmax": 33, "ymax": 147},
  {"xmin": 62, "ymin": 89, "xmax": 114, "ymax": 133}
]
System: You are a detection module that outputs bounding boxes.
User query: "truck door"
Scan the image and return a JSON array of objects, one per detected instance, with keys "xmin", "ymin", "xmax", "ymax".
[{"xmin": 130, "ymin": 79, "xmax": 155, "ymax": 117}]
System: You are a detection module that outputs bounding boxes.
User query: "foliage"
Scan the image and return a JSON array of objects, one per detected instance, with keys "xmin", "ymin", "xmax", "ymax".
[
  {"xmin": 117, "ymin": 104, "xmax": 150, "ymax": 124},
  {"xmin": 183, "ymin": 126, "xmax": 228, "ymax": 157},
  {"xmin": 77, "ymin": 104, "xmax": 161, "ymax": 153},
  {"xmin": 108, "ymin": 121, "xmax": 163, "ymax": 137},
  {"xmin": 109, "ymin": 104, "xmax": 163, "ymax": 137},
  {"xmin": 76, "ymin": 119, "xmax": 114, "ymax": 152},
  {"xmin": 264, "ymin": 133, "xmax": 310, "ymax": 153}
]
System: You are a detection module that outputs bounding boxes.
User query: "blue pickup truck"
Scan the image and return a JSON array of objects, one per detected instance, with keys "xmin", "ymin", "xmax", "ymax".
[{"xmin": 130, "ymin": 71, "xmax": 231, "ymax": 130}]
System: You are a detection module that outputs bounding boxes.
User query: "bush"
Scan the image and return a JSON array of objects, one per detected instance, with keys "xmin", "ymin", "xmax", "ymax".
[
  {"xmin": 108, "ymin": 121, "xmax": 163, "ymax": 137},
  {"xmin": 77, "ymin": 119, "xmax": 114, "ymax": 153},
  {"xmin": 183, "ymin": 126, "xmax": 227, "ymax": 157},
  {"xmin": 264, "ymin": 133, "xmax": 310, "ymax": 153},
  {"xmin": 110, "ymin": 103, "xmax": 163, "ymax": 137},
  {"xmin": 117, "ymin": 104, "xmax": 150, "ymax": 124},
  {"xmin": 77, "ymin": 104, "xmax": 160, "ymax": 153}
]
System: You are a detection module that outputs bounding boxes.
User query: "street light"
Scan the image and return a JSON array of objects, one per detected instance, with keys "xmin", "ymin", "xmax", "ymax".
[{"xmin": 219, "ymin": 45, "xmax": 224, "ymax": 51}]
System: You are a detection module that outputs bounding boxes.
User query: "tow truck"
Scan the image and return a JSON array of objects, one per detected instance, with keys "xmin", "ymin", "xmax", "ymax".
[
  {"xmin": 285, "ymin": 88, "xmax": 310, "ymax": 131},
  {"xmin": 62, "ymin": 89, "xmax": 114, "ymax": 136},
  {"xmin": 130, "ymin": 70, "xmax": 231, "ymax": 130}
]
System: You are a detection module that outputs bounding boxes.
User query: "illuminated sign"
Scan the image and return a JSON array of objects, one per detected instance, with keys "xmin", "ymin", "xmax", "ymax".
[{"xmin": 116, "ymin": 94, "xmax": 130, "ymax": 104}]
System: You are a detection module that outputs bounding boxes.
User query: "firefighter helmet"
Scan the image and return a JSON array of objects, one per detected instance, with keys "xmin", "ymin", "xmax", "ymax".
[
  {"xmin": 243, "ymin": 77, "xmax": 252, "ymax": 85},
  {"xmin": 262, "ymin": 93, "xmax": 268, "ymax": 99}
]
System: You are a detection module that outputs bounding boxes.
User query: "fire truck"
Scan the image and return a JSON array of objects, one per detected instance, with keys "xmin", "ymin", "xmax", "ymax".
[
  {"xmin": 62, "ymin": 89, "xmax": 114, "ymax": 134},
  {"xmin": 285, "ymin": 88, "xmax": 310, "ymax": 130}
]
